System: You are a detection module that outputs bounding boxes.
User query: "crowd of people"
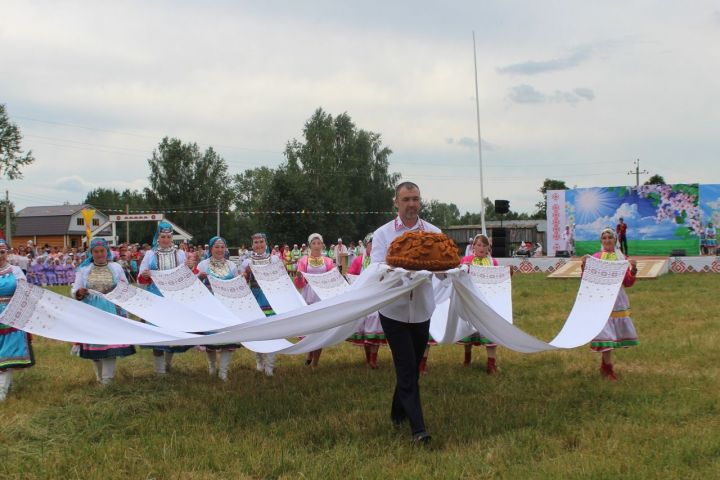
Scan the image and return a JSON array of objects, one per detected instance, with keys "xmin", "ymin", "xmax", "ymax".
[{"xmin": 0, "ymin": 182, "xmax": 643, "ymax": 445}]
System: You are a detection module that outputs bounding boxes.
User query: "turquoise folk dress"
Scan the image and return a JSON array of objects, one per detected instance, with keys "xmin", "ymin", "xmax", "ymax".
[
  {"xmin": 72, "ymin": 262, "xmax": 136, "ymax": 360},
  {"xmin": 0, "ymin": 266, "xmax": 34, "ymax": 371},
  {"xmin": 197, "ymin": 257, "xmax": 241, "ymax": 351},
  {"xmin": 139, "ymin": 248, "xmax": 192, "ymax": 353}
]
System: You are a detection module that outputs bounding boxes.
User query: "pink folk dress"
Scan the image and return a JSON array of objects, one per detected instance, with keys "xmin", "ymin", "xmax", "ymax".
[
  {"xmin": 589, "ymin": 251, "xmax": 639, "ymax": 352},
  {"xmin": 294, "ymin": 255, "xmax": 335, "ymax": 304}
]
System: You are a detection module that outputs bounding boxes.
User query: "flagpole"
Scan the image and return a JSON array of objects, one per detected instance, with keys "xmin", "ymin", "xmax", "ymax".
[{"xmin": 472, "ymin": 31, "xmax": 487, "ymax": 236}]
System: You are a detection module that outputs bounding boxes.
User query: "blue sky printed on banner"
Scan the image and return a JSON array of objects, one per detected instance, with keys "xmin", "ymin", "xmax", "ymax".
[
  {"xmin": 699, "ymin": 184, "xmax": 720, "ymax": 227},
  {"xmin": 567, "ymin": 186, "xmax": 698, "ymax": 242}
]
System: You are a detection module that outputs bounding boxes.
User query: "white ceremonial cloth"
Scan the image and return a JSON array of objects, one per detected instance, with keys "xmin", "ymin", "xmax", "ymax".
[
  {"xmin": 2, "ymin": 258, "xmax": 628, "ymax": 356},
  {"xmin": 250, "ymin": 261, "xmax": 306, "ymax": 313},
  {"xmin": 149, "ymin": 265, "xmax": 239, "ymax": 329},
  {"xmin": 149, "ymin": 265, "xmax": 431, "ymax": 347},
  {"xmin": 428, "ymin": 274, "xmax": 469, "ymax": 344},
  {"xmin": 431, "ymin": 265, "xmax": 514, "ymax": 345},
  {"xmin": 207, "ymin": 274, "xmax": 294, "ymax": 352},
  {"xmin": 301, "ymin": 268, "xmax": 350, "ymax": 299},
  {"xmin": 0, "ymin": 280, "xmax": 198, "ymax": 345},
  {"xmin": 448, "ymin": 256, "xmax": 628, "ymax": 352},
  {"xmin": 467, "ymin": 265, "xmax": 513, "ymax": 324},
  {"xmin": 99, "ymin": 281, "xmax": 236, "ymax": 333}
]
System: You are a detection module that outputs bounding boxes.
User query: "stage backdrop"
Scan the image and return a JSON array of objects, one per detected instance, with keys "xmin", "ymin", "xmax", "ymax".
[{"xmin": 547, "ymin": 184, "xmax": 720, "ymax": 256}]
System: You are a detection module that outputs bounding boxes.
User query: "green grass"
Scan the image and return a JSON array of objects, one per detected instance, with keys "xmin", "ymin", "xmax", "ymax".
[
  {"xmin": 3, "ymin": 275, "xmax": 720, "ymax": 479},
  {"xmin": 576, "ymin": 239, "xmax": 700, "ymax": 256}
]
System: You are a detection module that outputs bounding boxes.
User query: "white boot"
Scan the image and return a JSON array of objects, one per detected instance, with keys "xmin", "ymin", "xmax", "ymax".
[
  {"xmin": 255, "ymin": 352, "xmax": 264, "ymax": 373},
  {"xmin": 92, "ymin": 360, "xmax": 103, "ymax": 382},
  {"xmin": 264, "ymin": 353, "xmax": 276, "ymax": 377},
  {"xmin": 207, "ymin": 351, "xmax": 218, "ymax": 376},
  {"xmin": 100, "ymin": 358, "xmax": 116, "ymax": 385},
  {"xmin": 218, "ymin": 351, "xmax": 232, "ymax": 381},
  {"xmin": 0, "ymin": 370, "xmax": 13, "ymax": 401},
  {"xmin": 153, "ymin": 354, "xmax": 167, "ymax": 375},
  {"xmin": 164, "ymin": 352, "xmax": 174, "ymax": 373}
]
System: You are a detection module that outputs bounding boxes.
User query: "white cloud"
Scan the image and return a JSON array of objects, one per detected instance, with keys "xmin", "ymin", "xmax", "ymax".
[{"xmin": 497, "ymin": 47, "xmax": 593, "ymax": 75}]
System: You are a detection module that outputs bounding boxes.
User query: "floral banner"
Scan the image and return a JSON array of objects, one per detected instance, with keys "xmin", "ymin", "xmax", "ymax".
[{"xmin": 563, "ymin": 184, "xmax": 703, "ymax": 256}]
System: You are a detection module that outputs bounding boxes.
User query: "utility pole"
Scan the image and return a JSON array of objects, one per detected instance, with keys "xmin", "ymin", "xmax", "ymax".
[
  {"xmin": 627, "ymin": 158, "xmax": 649, "ymax": 187},
  {"xmin": 217, "ymin": 204, "xmax": 220, "ymax": 237},
  {"xmin": 125, "ymin": 203, "xmax": 130, "ymax": 244},
  {"xmin": 5, "ymin": 191, "xmax": 11, "ymax": 247}
]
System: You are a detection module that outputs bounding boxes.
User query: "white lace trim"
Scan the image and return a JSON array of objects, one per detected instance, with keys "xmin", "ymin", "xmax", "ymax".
[
  {"xmin": 583, "ymin": 257, "xmax": 629, "ymax": 285},
  {"xmin": 104, "ymin": 281, "xmax": 138, "ymax": 303},
  {"xmin": 468, "ymin": 265, "xmax": 510, "ymax": 284},
  {"xmin": 208, "ymin": 276, "xmax": 252, "ymax": 299},
  {"xmin": 0, "ymin": 280, "xmax": 44, "ymax": 330},
  {"xmin": 152, "ymin": 266, "xmax": 197, "ymax": 292}
]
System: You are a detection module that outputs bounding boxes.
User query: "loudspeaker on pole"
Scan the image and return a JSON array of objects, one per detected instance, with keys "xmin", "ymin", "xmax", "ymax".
[{"xmin": 494, "ymin": 199, "xmax": 510, "ymax": 215}]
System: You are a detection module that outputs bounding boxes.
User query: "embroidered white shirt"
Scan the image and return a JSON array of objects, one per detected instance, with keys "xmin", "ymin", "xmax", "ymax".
[{"xmin": 371, "ymin": 216, "xmax": 440, "ymax": 323}]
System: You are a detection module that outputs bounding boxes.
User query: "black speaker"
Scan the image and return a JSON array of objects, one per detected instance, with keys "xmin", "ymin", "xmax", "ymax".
[
  {"xmin": 491, "ymin": 228, "xmax": 507, "ymax": 257},
  {"xmin": 494, "ymin": 199, "xmax": 510, "ymax": 215},
  {"xmin": 671, "ymin": 249, "xmax": 686, "ymax": 257}
]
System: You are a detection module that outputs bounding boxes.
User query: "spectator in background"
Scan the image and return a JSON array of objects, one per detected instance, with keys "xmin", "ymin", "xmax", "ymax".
[
  {"xmin": 26, "ymin": 240, "xmax": 37, "ymax": 258},
  {"xmin": 616, "ymin": 217, "xmax": 628, "ymax": 255},
  {"xmin": 334, "ymin": 238, "xmax": 348, "ymax": 265},
  {"xmin": 10, "ymin": 247, "xmax": 29, "ymax": 275}
]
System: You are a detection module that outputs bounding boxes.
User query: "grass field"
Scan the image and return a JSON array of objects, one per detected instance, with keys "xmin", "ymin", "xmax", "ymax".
[
  {"xmin": 2, "ymin": 274, "xmax": 720, "ymax": 479},
  {"xmin": 575, "ymin": 239, "xmax": 700, "ymax": 256}
]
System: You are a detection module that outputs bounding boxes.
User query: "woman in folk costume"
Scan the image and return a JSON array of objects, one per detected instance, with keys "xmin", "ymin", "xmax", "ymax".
[
  {"xmin": 240, "ymin": 233, "xmax": 281, "ymax": 377},
  {"xmin": 459, "ymin": 234, "xmax": 501, "ymax": 374},
  {"xmin": 195, "ymin": 236, "xmax": 241, "ymax": 381},
  {"xmin": 294, "ymin": 233, "xmax": 335, "ymax": 368},
  {"xmin": 346, "ymin": 233, "xmax": 385, "ymax": 369},
  {"xmin": 582, "ymin": 227, "xmax": 639, "ymax": 381},
  {"xmin": 138, "ymin": 221, "xmax": 196, "ymax": 375},
  {"xmin": 71, "ymin": 238, "xmax": 136, "ymax": 385},
  {"xmin": 0, "ymin": 239, "xmax": 34, "ymax": 401}
]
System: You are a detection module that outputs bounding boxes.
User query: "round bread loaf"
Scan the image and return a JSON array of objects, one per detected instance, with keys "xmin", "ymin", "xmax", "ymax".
[{"xmin": 386, "ymin": 231, "xmax": 460, "ymax": 271}]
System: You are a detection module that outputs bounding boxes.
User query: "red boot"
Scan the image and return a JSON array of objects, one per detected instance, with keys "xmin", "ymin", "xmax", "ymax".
[
  {"xmin": 463, "ymin": 350, "xmax": 472, "ymax": 366},
  {"xmin": 486, "ymin": 357, "xmax": 497, "ymax": 375},
  {"xmin": 600, "ymin": 360, "xmax": 617, "ymax": 381},
  {"xmin": 364, "ymin": 345, "xmax": 371, "ymax": 366},
  {"xmin": 369, "ymin": 351, "xmax": 379, "ymax": 370}
]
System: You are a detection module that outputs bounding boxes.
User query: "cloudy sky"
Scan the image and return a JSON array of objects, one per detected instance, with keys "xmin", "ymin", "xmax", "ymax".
[{"xmin": 1, "ymin": 0, "xmax": 718, "ymax": 216}]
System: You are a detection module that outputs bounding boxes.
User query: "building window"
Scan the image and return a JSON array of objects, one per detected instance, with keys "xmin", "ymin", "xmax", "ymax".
[
  {"xmin": 77, "ymin": 218, "xmax": 84, "ymax": 226},
  {"xmin": 92, "ymin": 219, "xmax": 100, "ymax": 226}
]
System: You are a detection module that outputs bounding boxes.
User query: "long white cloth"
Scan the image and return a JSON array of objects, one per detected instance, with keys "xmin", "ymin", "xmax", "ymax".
[
  {"xmin": 1, "ymin": 258, "xmax": 628, "ymax": 355},
  {"xmin": 99, "ymin": 280, "xmax": 233, "ymax": 332},
  {"xmin": 449, "ymin": 256, "xmax": 628, "ymax": 352},
  {"xmin": 148, "ymin": 265, "xmax": 431, "ymax": 347},
  {"xmin": 150, "ymin": 265, "xmax": 240, "ymax": 329},
  {"xmin": 207, "ymin": 275, "xmax": 295, "ymax": 352},
  {"xmin": 250, "ymin": 261, "xmax": 306, "ymax": 313},
  {"xmin": 0, "ymin": 280, "xmax": 198, "ymax": 344},
  {"xmin": 429, "ymin": 265, "xmax": 513, "ymax": 344}
]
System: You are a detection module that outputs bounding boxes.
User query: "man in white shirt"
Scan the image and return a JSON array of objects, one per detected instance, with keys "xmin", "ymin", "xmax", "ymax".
[{"xmin": 371, "ymin": 181, "xmax": 439, "ymax": 445}]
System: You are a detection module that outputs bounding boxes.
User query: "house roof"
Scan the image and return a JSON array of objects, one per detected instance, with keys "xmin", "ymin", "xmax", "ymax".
[
  {"xmin": 15, "ymin": 216, "xmax": 76, "ymax": 236},
  {"xmin": 16, "ymin": 204, "xmax": 89, "ymax": 217},
  {"xmin": 14, "ymin": 204, "xmax": 110, "ymax": 236}
]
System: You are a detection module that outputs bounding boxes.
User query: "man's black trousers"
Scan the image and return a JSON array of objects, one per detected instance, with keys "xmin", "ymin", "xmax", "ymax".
[{"xmin": 379, "ymin": 313, "xmax": 430, "ymax": 435}]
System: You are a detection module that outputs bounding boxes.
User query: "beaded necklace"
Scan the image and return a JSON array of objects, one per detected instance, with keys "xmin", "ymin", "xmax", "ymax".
[
  {"xmin": 208, "ymin": 258, "xmax": 230, "ymax": 278},
  {"xmin": 308, "ymin": 255, "xmax": 325, "ymax": 268},
  {"xmin": 471, "ymin": 256, "xmax": 491, "ymax": 266}
]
